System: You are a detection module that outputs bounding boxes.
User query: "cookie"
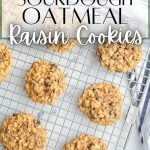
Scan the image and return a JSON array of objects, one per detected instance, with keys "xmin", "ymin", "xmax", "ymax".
[
  {"xmin": 0, "ymin": 43, "xmax": 12, "ymax": 82},
  {"xmin": 25, "ymin": 60, "xmax": 65, "ymax": 104},
  {"xmin": 0, "ymin": 113, "xmax": 47, "ymax": 150},
  {"xmin": 97, "ymin": 42, "xmax": 142, "ymax": 72},
  {"xmin": 47, "ymin": 39, "xmax": 78, "ymax": 52},
  {"xmin": 63, "ymin": 133, "xmax": 107, "ymax": 150},
  {"xmin": 78, "ymin": 83, "xmax": 122, "ymax": 125}
]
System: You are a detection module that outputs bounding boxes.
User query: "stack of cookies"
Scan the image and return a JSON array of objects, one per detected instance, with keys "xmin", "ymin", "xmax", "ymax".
[{"xmin": 0, "ymin": 40, "xmax": 142, "ymax": 150}]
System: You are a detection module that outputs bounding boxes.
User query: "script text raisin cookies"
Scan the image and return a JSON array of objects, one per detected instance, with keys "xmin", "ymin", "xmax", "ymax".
[
  {"xmin": 63, "ymin": 133, "xmax": 107, "ymax": 150},
  {"xmin": 97, "ymin": 42, "xmax": 142, "ymax": 72},
  {"xmin": 47, "ymin": 39, "xmax": 78, "ymax": 52},
  {"xmin": 0, "ymin": 113, "xmax": 47, "ymax": 150},
  {"xmin": 25, "ymin": 60, "xmax": 65, "ymax": 104},
  {"xmin": 78, "ymin": 83, "xmax": 122, "ymax": 125},
  {"xmin": 0, "ymin": 43, "xmax": 12, "ymax": 82}
]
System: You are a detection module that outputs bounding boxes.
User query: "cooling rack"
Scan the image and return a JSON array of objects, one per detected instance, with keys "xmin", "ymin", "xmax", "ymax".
[{"xmin": 0, "ymin": 39, "xmax": 149, "ymax": 150}]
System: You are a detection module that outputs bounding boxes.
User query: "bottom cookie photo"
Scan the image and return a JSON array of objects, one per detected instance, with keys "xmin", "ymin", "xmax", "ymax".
[{"xmin": 0, "ymin": 39, "xmax": 149, "ymax": 150}]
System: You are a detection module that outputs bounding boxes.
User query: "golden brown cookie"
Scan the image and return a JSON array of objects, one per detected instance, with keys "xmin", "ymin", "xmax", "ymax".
[
  {"xmin": 47, "ymin": 39, "xmax": 78, "ymax": 52},
  {"xmin": 0, "ymin": 43, "xmax": 12, "ymax": 82},
  {"xmin": 63, "ymin": 133, "xmax": 107, "ymax": 150},
  {"xmin": 25, "ymin": 60, "xmax": 65, "ymax": 104},
  {"xmin": 0, "ymin": 113, "xmax": 47, "ymax": 150},
  {"xmin": 78, "ymin": 83, "xmax": 122, "ymax": 125},
  {"xmin": 97, "ymin": 42, "xmax": 142, "ymax": 72}
]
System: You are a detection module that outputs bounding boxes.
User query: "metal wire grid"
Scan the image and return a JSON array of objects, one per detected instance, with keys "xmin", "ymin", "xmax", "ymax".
[{"xmin": 0, "ymin": 39, "xmax": 149, "ymax": 150}]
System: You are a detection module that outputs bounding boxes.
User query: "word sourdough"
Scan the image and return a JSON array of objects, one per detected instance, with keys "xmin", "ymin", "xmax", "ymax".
[{"xmin": 19, "ymin": 0, "xmax": 133, "ymax": 6}]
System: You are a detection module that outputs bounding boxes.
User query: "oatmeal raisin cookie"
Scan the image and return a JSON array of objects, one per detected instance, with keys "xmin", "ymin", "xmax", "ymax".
[
  {"xmin": 0, "ymin": 43, "xmax": 12, "ymax": 82},
  {"xmin": 78, "ymin": 83, "xmax": 122, "ymax": 125},
  {"xmin": 47, "ymin": 39, "xmax": 78, "ymax": 52},
  {"xmin": 0, "ymin": 113, "xmax": 47, "ymax": 150},
  {"xmin": 63, "ymin": 133, "xmax": 107, "ymax": 150},
  {"xmin": 97, "ymin": 42, "xmax": 142, "ymax": 72},
  {"xmin": 25, "ymin": 60, "xmax": 65, "ymax": 104}
]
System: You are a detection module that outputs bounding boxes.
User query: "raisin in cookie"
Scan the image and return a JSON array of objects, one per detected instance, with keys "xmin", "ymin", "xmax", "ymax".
[
  {"xmin": 47, "ymin": 39, "xmax": 78, "ymax": 52},
  {"xmin": 25, "ymin": 60, "xmax": 65, "ymax": 104},
  {"xmin": 63, "ymin": 133, "xmax": 107, "ymax": 150},
  {"xmin": 78, "ymin": 83, "xmax": 122, "ymax": 125},
  {"xmin": 0, "ymin": 43, "xmax": 12, "ymax": 82},
  {"xmin": 0, "ymin": 113, "xmax": 47, "ymax": 150},
  {"xmin": 97, "ymin": 43, "xmax": 142, "ymax": 72}
]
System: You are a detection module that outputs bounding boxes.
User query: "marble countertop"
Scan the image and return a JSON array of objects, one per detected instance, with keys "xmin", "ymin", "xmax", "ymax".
[{"xmin": 127, "ymin": 125, "xmax": 143, "ymax": 150}]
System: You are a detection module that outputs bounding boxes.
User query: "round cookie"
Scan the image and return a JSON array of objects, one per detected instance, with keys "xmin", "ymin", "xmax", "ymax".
[
  {"xmin": 47, "ymin": 39, "xmax": 78, "ymax": 52},
  {"xmin": 63, "ymin": 133, "xmax": 107, "ymax": 150},
  {"xmin": 97, "ymin": 42, "xmax": 142, "ymax": 72},
  {"xmin": 0, "ymin": 113, "xmax": 47, "ymax": 150},
  {"xmin": 25, "ymin": 60, "xmax": 65, "ymax": 104},
  {"xmin": 78, "ymin": 83, "xmax": 122, "ymax": 125},
  {"xmin": 0, "ymin": 43, "xmax": 12, "ymax": 82}
]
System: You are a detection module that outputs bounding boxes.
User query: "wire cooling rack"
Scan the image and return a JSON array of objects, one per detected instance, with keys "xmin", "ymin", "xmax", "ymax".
[{"xmin": 0, "ymin": 39, "xmax": 149, "ymax": 150}]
